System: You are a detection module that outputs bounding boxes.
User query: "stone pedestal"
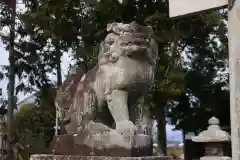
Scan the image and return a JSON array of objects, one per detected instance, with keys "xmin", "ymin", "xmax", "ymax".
[
  {"xmin": 200, "ymin": 157, "xmax": 231, "ymax": 160},
  {"xmin": 48, "ymin": 121, "xmax": 153, "ymax": 157},
  {"xmin": 30, "ymin": 155, "xmax": 172, "ymax": 160},
  {"xmin": 49, "ymin": 133, "xmax": 152, "ymax": 157}
]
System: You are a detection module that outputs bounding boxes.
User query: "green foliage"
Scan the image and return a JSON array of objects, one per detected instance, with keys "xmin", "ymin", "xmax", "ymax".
[
  {"xmin": 15, "ymin": 103, "xmax": 36, "ymax": 118},
  {"xmin": 167, "ymin": 12, "xmax": 229, "ymax": 132},
  {"xmin": 5, "ymin": 0, "xmax": 229, "ymax": 151},
  {"xmin": 15, "ymin": 103, "xmax": 55, "ymax": 155},
  {"xmin": 14, "ymin": 86, "xmax": 56, "ymax": 156}
]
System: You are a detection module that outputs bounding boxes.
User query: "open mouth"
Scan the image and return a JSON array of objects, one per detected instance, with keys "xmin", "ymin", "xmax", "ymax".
[
  {"xmin": 121, "ymin": 44, "xmax": 148, "ymax": 53},
  {"xmin": 119, "ymin": 33, "xmax": 150, "ymax": 53}
]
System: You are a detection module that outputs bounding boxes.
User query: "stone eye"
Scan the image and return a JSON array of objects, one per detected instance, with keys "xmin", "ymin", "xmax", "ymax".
[
  {"xmin": 107, "ymin": 39, "xmax": 114, "ymax": 45},
  {"xmin": 105, "ymin": 37, "xmax": 115, "ymax": 45}
]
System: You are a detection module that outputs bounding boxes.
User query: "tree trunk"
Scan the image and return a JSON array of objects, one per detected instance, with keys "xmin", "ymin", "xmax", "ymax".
[
  {"xmin": 183, "ymin": 131, "xmax": 187, "ymax": 160},
  {"xmin": 55, "ymin": 43, "xmax": 62, "ymax": 136},
  {"xmin": 156, "ymin": 105, "xmax": 167, "ymax": 155},
  {"xmin": 7, "ymin": 3, "xmax": 16, "ymax": 160},
  {"xmin": 56, "ymin": 45, "xmax": 62, "ymax": 87}
]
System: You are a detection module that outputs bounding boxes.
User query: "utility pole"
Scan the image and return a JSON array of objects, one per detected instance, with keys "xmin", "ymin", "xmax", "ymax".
[
  {"xmin": 55, "ymin": 41, "xmax": 62, "ymax": 136},
  {"xmin": 6, "ymin": 0, "xmax": 17, "ymax": 159}
]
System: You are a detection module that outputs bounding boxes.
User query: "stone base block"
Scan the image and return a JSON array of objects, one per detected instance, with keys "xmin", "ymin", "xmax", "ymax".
[
  {"xmin": 49, "ymin": 132, "xmax": 152, "ymax": 156},
  {"xmin": 30, "ymin": 155, "xmax": 173, "ymax": 160},
  {"xmin": 200, "ymin": 156, "xmax": 231, "ymax": 160}
]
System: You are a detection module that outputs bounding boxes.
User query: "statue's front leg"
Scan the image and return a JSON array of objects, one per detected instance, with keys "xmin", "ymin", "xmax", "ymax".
[{"xmin": 106, "ymin": 89, "xmax": 137, "ymax": 135}]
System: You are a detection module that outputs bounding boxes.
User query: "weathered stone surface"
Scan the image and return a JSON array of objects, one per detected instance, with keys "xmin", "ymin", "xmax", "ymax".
[
  {"xmin": 192, "ymin": 117, "xmax": 231, "ymax": 159},
  {"xmin": 55, "ymin": 21, "xmax": 158, "ymax": 136},
  {"xmin": 228, "ymin": 1, "xmax": 240, "ymax": 159},
  {"xmin": 30, "ymin": 155, "xmax": 173, "ymax": 160},
  {"xmin": 169, "ymin": 0, "xmax": 227, "ymax": 18},
  {"xmin": 49, "ymin": 133, "xmax": 152, "ymax": 156},
  {"xmin": 53, "ymin": 21, "xmax": 158, "ymax": 156},
  {"xmin": 192, "ymin": 117, "xmax": 230, "ymax": 143},
  {"xmin": 200, "ymin": 156, "xmax": 231, "ymax": 160}
]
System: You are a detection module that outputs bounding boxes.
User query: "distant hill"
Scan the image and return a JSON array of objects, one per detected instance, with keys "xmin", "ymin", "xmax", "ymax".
[{"xmin": 167, "ymin": 124, "xmax": 183, "ymax": 143}]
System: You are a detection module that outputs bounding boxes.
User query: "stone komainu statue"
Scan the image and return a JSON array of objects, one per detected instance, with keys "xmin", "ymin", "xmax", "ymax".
[{"xmin": 55, "ymin": 22, "xmax": 158, "ymax": 150}]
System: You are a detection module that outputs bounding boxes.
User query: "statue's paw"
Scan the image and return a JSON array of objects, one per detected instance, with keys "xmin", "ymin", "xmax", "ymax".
[
  {"xmin": 116, "ymin": 120, "xmax": 137, "ymax": 135},
  {"xmin": 62, "ymin": 117, "xmax": 70, "ymax": 125},
  {"xmin": 88, "ymin": 122, "xmax": 111, "ymax": 134}
]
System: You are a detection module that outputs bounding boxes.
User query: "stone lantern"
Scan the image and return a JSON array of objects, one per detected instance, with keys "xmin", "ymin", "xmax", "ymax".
[{"xmin": 192, "ymin": 117, "xmax": 231, "ymax": 160}]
